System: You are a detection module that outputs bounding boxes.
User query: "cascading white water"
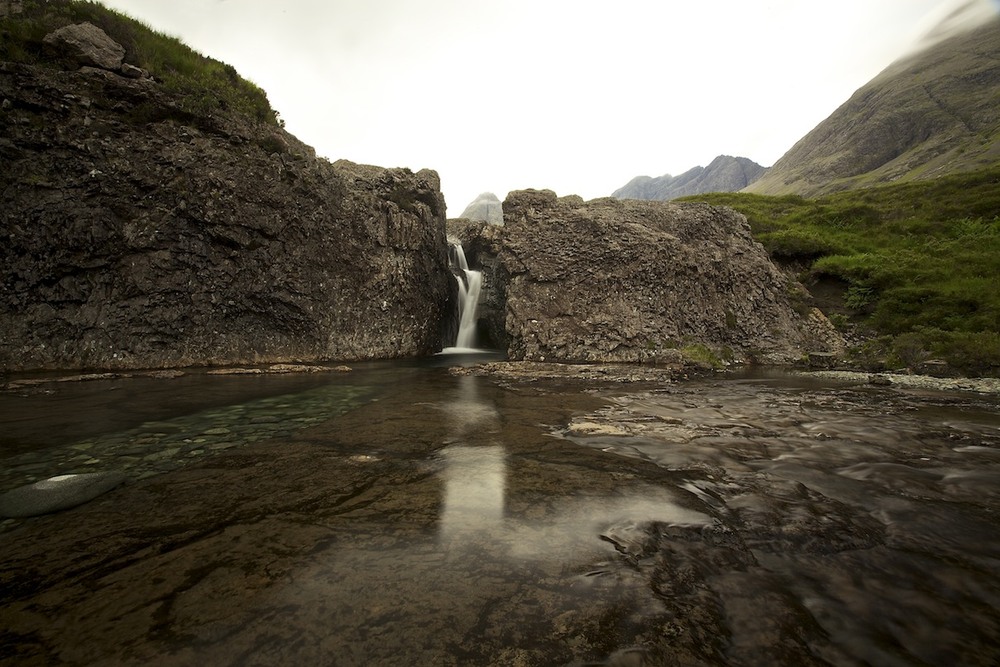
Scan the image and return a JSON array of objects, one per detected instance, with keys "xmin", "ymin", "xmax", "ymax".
[{"xmin": 445, "ymin": 240, "xmax": 483, "ymax": 352}]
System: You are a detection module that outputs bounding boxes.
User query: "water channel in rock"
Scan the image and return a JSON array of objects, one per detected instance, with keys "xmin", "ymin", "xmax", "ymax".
[{"xmin": 1, "ymin": 360, "xmax": 998, "ymax": 665}]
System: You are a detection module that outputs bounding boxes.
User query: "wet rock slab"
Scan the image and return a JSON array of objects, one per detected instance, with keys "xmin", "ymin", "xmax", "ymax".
[
  {"xmin": 0, "ymin": 427, "xmax": 723, "ymax": 665},
  {"xmin": 803, "ymin": 369, "xmax": 1000, "ymax": 394}
]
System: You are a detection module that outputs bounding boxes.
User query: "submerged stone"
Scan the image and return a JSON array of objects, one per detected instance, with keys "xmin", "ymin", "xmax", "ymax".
[{"xmin": 0, "ymin": 471, "xmax": 126, "ymax": 518}]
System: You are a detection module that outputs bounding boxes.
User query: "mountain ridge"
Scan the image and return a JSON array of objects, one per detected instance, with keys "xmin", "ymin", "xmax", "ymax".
[
  {"xmin": 745, "ymin": 17, "xmax": 1000, "ymax": 196},
  {"xmin": 613, "ymin": 155, "xmax": 767, "ymax": 200}
]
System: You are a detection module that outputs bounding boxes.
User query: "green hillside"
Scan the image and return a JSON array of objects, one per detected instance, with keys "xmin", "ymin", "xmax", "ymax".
[
  {"xmin": 746, "ymin": 19, "xmax": 1000, "ymax": 197},
  {"xmin": 0, "ymin": 0, "xmax": 279, "ymax": 125},
  {"xmin": 680, "ymin": 167, "xmax": 1000, "ymax": 374}
]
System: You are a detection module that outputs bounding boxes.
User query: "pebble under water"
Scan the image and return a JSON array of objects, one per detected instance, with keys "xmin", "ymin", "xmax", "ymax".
[{"xmin": 0, "ymin": 362, "xmax": 998, "ymax": 666}]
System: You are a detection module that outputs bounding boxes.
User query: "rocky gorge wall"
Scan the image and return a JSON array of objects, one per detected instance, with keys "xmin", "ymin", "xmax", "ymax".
[
  {"xmin": 453, "ymin": 190, "xmax": 842, "ymax": 364},
  {"xmin": 0, "ymin": 35, "xmax": 454, "ymax": 371}
]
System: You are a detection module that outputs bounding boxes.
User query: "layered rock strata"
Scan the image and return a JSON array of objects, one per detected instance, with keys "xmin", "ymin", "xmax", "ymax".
[
  {"xmin": 1, "ymin": 38, "xmax": 453, "ymax": 371},
  {"xmin": 453, "ymin": 190, "xmax": 841, "ymax": 364}
]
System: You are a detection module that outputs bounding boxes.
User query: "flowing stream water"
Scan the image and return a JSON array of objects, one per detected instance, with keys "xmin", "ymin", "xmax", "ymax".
[
  {"xmin": 443, "ymin": 240, "xmax": 483, "ymax": 352},
  {"xmin": 1, "ymin": 363, "xmax": 998, "ymax": 666}
]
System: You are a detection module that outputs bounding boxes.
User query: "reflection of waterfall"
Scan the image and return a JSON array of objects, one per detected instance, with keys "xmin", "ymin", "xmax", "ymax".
[
  {"xmin": 439, "ymin": 445, "xmax": 506, "ymax": 540},
  {"xmin": 443, "ymin": 375, "xmax": 499, "ymax": 437},
  {"xmin": 439, "ymin": 374, "xmax": 506, "ymax": 542},
  {"xmin": 447, "ymin": 240, "xmax": 483, "ymax": 351}
]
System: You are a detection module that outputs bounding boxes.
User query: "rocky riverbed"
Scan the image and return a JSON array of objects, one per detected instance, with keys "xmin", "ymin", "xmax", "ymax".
[
  {"xmin": 802, "ymin": 369, "xmax": 1000, "ymax": 394},
  {"xmin": 1, "ymin": 363, "xmax": 998, "ymax": 665}
]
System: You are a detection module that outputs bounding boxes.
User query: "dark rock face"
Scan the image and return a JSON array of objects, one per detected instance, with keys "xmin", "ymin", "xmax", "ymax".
[
  {"xmin": 455, "ymin": 190, "xmax": 841, "ymax": 363},
  {"xmin": 613, "ymin": 155, "xmax": 768, "ymax": 201},
  {"xmin": 0, "ymin": 61, "xmax": 454, "ymax": 371},
  {"xmin": 0, "ymin": 0, "xmax": 24, "ymax": 17}
]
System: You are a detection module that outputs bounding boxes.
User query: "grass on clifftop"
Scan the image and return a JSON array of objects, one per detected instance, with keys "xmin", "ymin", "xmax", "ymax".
[
  {"xmin": 0, "ymin": 0, "xmax": 280, "ymax": 125},
  {"xmin": 679, "ymin": 167, "xmax": 1000, "ymax": 375}
]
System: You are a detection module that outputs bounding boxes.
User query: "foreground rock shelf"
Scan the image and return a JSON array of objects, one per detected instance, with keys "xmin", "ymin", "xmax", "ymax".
[
  {"xmin": 1, "ymin": 366, "xmax": 998, "ymax": 665},
  {"xmin": 803, "ymin": 370, "xmax": 1000, "ymax": 394}
]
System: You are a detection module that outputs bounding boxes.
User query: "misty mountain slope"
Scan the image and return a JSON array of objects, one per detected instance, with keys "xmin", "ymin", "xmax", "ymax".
[
  {"xmin": 746, "ymin": 18, "xmax": 1000, "ymax": 197},
  {"xmin": 613, "ymin": 155, "xmax": 767, "ymax": 200}
]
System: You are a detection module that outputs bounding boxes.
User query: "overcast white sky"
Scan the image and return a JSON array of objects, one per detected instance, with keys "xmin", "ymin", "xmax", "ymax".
[{"xmin": 98, "ymin": 0, "xmax": 998, "ymax": 214}]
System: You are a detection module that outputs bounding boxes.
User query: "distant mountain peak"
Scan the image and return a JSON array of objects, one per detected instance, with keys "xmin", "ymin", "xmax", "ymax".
[
  {"xmin": 613, "ymin": 155, "xmax": 767, "ymax": 201},
  {"xmin": 456, "ymin": 192, "xmax": 503, "ymax": 224}
]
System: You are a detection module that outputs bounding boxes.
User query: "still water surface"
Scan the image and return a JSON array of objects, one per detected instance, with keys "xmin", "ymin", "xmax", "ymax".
[{"xmin": 1, "ymin": 360, "xmax": 999, "ymax": 665}]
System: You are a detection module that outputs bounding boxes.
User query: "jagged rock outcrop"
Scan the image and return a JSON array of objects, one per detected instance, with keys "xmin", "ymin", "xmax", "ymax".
[
  {"xmin": 746, "ymin": 18, "xmax": 1000, "ymax": 196},
  {"xmin": 0, "ymin": 49, "xmax": 454, "ymax": 371},
  {"xmin": 456, "ymin": 192, "xmax": 504, "ymax": 225},
  {"xmin": 613, "ymin": 155, "xmax": 767, "ymax": 201},
  {"xmin": 455, "ymin": 190, "xmax": 841, "ymax": 364}
]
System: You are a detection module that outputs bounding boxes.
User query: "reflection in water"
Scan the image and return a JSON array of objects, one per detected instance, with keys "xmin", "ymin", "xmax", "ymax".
[
  {"xmin": 438, "ymin": 374, "xmax": 506, "ymax": 541},
  {"xmin": 438, "ymin": 445, "xmax": 506, "ymax": 540},
  {"xmin": 441, "ymin": 374, "xmax": 499, "ymax": 437}
]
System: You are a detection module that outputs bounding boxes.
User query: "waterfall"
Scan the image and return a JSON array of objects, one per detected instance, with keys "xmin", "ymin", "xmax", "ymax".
[{"xmin": 445, "ymin": 240, "xmax": 483, "ymax": 352}]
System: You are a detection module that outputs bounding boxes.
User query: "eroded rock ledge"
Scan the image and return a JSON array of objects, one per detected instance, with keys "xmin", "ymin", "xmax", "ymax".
[
  {"xmin": 453, "ymin": 190, "xmax": 843, "ymax": 364},
  {"xmin": 452, "ymin": 359, "xmax": 697, "ymax": 385}
]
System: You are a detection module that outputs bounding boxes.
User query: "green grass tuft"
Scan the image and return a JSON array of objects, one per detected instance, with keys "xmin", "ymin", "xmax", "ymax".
[{"xmin": 680, "ymin": 343, "xmax": 724, "ymax": 369}]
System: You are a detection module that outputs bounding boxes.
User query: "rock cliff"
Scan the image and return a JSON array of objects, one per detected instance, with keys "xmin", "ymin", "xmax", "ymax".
[
  {"xmin": 613, "ymin": 155, "xmax": 767, "ymax": 201},
  {"xmin": 1, "ymin": 36, "xmax": 453, "ymax": 371},
  {"xmin": 454, "ymin": 190, "xmax": 841, "ymax": 364}
]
